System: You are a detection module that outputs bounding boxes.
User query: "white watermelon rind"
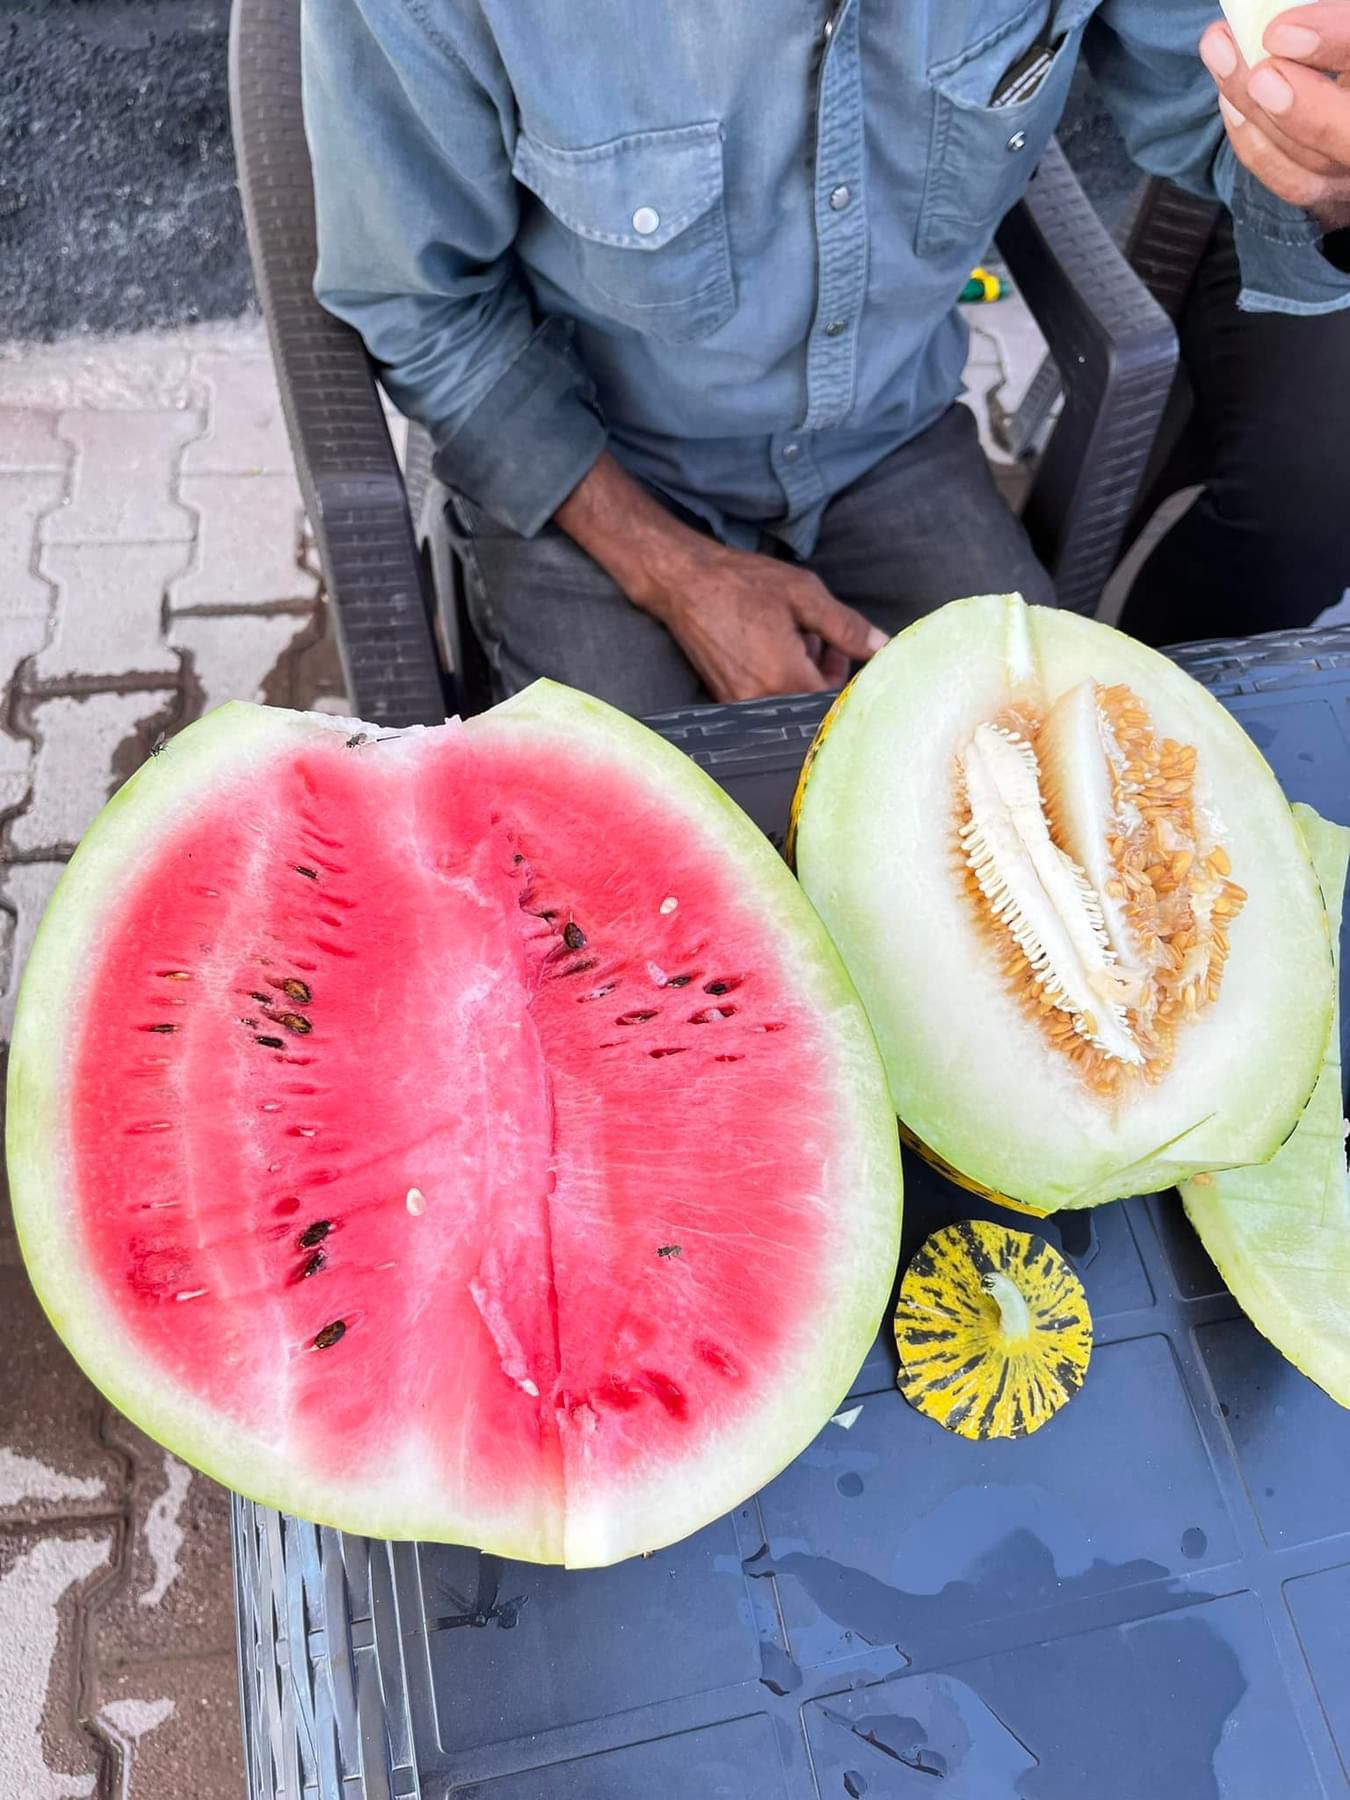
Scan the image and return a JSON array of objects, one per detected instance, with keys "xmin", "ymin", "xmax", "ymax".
[{"xmin": 8, "ymin": 689, "xmax": 903, "ymax": 1567}]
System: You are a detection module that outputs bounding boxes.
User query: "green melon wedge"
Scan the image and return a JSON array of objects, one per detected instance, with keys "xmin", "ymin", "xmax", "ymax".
[
  {"xmin": 1180, "ymin": 805, "xmax": 1350, "ymax": 1406},
  {"xmin": 793, "ymin": 595, "xmax": 1334, "ymax": 1211}
]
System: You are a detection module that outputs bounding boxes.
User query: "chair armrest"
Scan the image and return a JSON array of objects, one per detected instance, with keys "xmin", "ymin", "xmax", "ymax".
[
  {"xmin": 228, "ymin": 0, "xmax": 447, "ymax": 727},
  {"xmin": 996, "ymin": 139, "xmax": 1178, "ymax": 616}
]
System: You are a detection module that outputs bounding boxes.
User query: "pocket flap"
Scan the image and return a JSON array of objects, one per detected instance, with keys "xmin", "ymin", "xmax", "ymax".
[{"xmin": 512, "ymin": 122, "xmax": 724, "ymax": 251}]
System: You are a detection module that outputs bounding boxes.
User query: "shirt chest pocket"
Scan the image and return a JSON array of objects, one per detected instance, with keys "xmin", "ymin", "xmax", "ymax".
[
  {"xmin": 916, "ymin": 0, "xmax": 1097, "ymax": 262},
  {"xmin": 511, "ymin": 122, "xmax": 736, "ymax": 345}
]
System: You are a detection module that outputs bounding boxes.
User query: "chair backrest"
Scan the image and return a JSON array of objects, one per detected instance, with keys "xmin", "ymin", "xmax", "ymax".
[{"xmin": 229, "ymin": 0, "xmax": 450, "ymax": 726}]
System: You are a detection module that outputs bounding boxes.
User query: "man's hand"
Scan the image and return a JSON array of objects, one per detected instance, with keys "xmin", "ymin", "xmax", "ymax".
[
  {"xmin": 637, "ymin": 539, "xmax": 885, "ymax": 702},
  {"xmin": 555, "ymin": 453, "xmax": 886, "ymax": 703},
  {"xmin": 1202, "ymin": 5, "xmax": 1350, "ymax": 232}
]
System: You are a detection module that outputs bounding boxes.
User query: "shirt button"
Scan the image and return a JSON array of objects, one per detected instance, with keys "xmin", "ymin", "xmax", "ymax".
[
  {"xmin": 823, "ymin": 15, "xmax": 834, "ymax": 38},
  {"xmin": 632, "ymin": 206, "xmax": 661, "ymax": 235},
  {"xmin": 782, "ymin": 442, "xmax": 801, "ymax": 461},
  {"xmin": 1006, "ymin": 130, "xmax": 1027, "ymax": 153},
  {"xmin": 823, "ymin": 320, "xmax": 847, "ymax": 337},
  {"xmin": 829, "ymin": 185, "xmax": 851, "ymax": 211}
]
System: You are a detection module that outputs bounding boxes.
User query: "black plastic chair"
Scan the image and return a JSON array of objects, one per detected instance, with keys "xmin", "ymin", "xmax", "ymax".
[{"xmin": 229, "ymin": 0, "xmax": 1187, "ymax": 727}]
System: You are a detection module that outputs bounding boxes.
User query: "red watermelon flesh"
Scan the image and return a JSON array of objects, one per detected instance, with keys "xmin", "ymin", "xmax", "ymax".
[{"xmin": 9, "ymin": 686, "xmax": 901, "ymax": 1566}]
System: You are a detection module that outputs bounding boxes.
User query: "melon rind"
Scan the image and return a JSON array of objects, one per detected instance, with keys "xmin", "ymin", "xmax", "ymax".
[
  {"xmin": 1180, "ymin": 806, "xmax": 1350, "ymax": 1406},
  {"xmin": 8, "ymin": 692, "xmax": 902, "ymax": 1565},
  {"xmin": 793, "ymin": 595, "xmax": 1333, "ymax": 1211}
]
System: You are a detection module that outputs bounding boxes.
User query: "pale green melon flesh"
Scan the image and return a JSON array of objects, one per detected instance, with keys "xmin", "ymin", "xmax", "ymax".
[
  {"xmin": 1220, "ymin": 0, "xmax": 1286, "ymax": 67},
  {"xmin": 794, "ymin": 595, "xmax": 1333, "ymax": 1210},
  {"xmin": 1181, "ymin": 806, "xmax": 1350, "ymax": 1406}
]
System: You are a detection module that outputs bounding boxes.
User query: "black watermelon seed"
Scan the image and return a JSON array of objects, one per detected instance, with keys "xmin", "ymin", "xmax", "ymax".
[
  {"xmin": 279, "ymin": 1012, "xmax": 313, "ymax": 1035},
  {"xmin": 666, "ymin": 974, "xmax": 693, "ymax": 988},
  {"xmin": 345, "ymin": 733, "xmax": 368, "ymax": 749},
  {"xmin": 255, "ymin": 1035, "xmax": 284, "ymax": 1049},
  {"xmin": 618, "ymin": 1010, "xmax": 658, "ymax": 1025},
  {"xmin": 295, "ymin": 865, "xmax": 319, "ymax": 880},
  {"xmin": 705, "ymin": 982, "xmax": 729, "ymax": 996},
  {"xmin": 313, "ymin": 1319, "xmax": 346, "ymax": 1349},
  {"xmin": 282, "ymin": 978, "xmax": 313, "ymax": 1004},
  {"xmin": 563, "ymin": 921, "xmax": 586, "ymax": 951},
  {"xmin": 298, "ymin": 1220, "xmax": 331, "ymax": 1248},
  {"xmin": 144, "ymin": 1023, "xmax": 179, "ymax": 1034},
  {"xmin": 560, "ymin": 958, "xmax": 597, "ymax": 977},
  {"xmin": 657, "ymin": 1244, "xmax": 682, "ymax": 1258},
  {"xmin": 249, "ymin": 991, "xmax": 270, "ymax": 1004},
  {"xmin": 300, "ymin": 1250, "xmax": 327, "ymax": 1278},
  {"xmin": 512, "ymin": 853, "xmax": 524, "ymax": 865}
]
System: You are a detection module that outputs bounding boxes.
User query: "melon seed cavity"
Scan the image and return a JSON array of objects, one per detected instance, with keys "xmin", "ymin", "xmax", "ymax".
[{"xmin": 954, "ymin": 680, "xmax": 1245, "ymax": 1095}]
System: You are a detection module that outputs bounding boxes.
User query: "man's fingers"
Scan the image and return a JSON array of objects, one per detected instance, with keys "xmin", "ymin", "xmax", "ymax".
[
  {"xmin": 1266, "ymin": 3, "xmax": 1350, "ymax": 71},
  {"xmin": 793, "ymin": 582, "xmax": 888, "ymax": 661},
  {"xmin": 775, "ymin": 643, "xmax": 830, "ymax": 697},
  {"xmin": 1247, "ymin": 60, "xmax": 1350, "ymax": 165},
  {"xmin": 816, "ymin": 642, "xmax": 852, "ymax": 686},
  {"xmin": 1204, "ymin": 20, "xmax": 1350, "ymax": 171},
  {"xmin": 1218, "ymin": 99, "xmax": 1343, "ymax": 208}
]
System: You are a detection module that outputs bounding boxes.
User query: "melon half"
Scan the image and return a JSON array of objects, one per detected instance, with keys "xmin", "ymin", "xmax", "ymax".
[
  {"xmin": 7, "ymin": 686, "xmax": 901, "ymax": 1566},
  {"xmin": 792, "ymin": 595, "xmax": 1333, "ymax": 1212}
]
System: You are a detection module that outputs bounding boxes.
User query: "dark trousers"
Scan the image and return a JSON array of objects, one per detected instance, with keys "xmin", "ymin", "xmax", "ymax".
[
  {"xmin": 1118, "ymin": 214, "xmax": 1350, "ymax": 647},
  {"xmin": 448, "ymin": 402, "xmax": 1054, "ymax": 715}
]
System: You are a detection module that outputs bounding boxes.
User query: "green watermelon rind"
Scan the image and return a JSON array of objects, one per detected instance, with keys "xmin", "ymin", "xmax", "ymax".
[
  {"xmin": 8, "ymin": 690, "xmax": 903, "ymax": 1566},
  {"xmin": 1179, "ymin": 805, "xmax": 1350, "ymax": 1408}
]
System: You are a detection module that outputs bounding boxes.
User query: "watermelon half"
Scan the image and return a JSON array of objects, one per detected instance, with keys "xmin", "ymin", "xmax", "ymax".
[{"xmin": 7, "ymin": 687, "xmax": 901, "ymax": 1567}]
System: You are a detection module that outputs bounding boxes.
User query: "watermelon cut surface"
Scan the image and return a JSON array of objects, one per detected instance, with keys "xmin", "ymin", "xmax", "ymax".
[{"xmin": 8, "ymin": 687, "xmax": 901, "ymax": 1566}]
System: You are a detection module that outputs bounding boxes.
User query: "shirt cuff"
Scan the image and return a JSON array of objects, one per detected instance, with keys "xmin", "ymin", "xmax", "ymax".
[
  {"xmin": 431, "ymin": 317, "xmax": 607, "ymax": 537},
  {"xmin": 1216, "ymin": 143, "xmax": 1350, "ymax": 317}
]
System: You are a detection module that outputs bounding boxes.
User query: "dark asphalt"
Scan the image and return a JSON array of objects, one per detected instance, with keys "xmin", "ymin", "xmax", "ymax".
[
  {"xmin": 0, "ymin": 4, "xmax": 1135, "ymax": 344},
  {"xmin": 1, "ymin": 0, "xmax": 254, "ymax": 342}
]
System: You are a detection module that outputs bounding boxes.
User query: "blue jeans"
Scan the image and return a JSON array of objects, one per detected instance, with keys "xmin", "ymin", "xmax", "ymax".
[{"xmin": 444, "ymin": 401, "xmax": 1055, "ymax": 714}]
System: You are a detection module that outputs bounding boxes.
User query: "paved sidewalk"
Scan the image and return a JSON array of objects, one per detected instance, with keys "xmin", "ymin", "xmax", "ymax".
[{"xmin": 0, "ymin": 318, "xmax": 357, "ymax": 1800}]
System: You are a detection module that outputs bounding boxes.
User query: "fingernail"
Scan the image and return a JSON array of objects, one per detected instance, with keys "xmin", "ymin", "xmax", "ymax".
[
  {"xmin": 1201, "ymin": 29, "xmax": 1238, "ymax": 78},
  {"xmin": 865, "ymin": 627, "xmax": 889, "ymax": 655},
  {"xmin": 1219, "ymin": 94, "xmax": 1247, "ymax": 129},
  {"xmin": 1249, "ymin": 64, "xmax": 1294, "ymax": 112},
  {"xmin": 1266, "ymin": 22, "xmax": 1320, "ymax": 58}
]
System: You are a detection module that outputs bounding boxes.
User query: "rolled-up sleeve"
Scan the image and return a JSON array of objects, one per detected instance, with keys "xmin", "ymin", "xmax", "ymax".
[
  {"xmin": 302, "ymin": 0, "xmax": 606, "ymax": 533},
  {"xmin": 1084, "ymin": 0, "xmax": 1350, "ymax": 317}
]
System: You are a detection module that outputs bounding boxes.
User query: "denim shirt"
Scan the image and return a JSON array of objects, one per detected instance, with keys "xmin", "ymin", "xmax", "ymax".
[{"xmin": 304, "ymin": 0, "xmax": 1350, "ymax": 552}]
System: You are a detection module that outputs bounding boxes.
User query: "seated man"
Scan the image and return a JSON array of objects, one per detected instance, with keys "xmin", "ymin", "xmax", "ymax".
[{"xmin": 304, "ymin": 0, "xmax": 1350, "ymax": 711}]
